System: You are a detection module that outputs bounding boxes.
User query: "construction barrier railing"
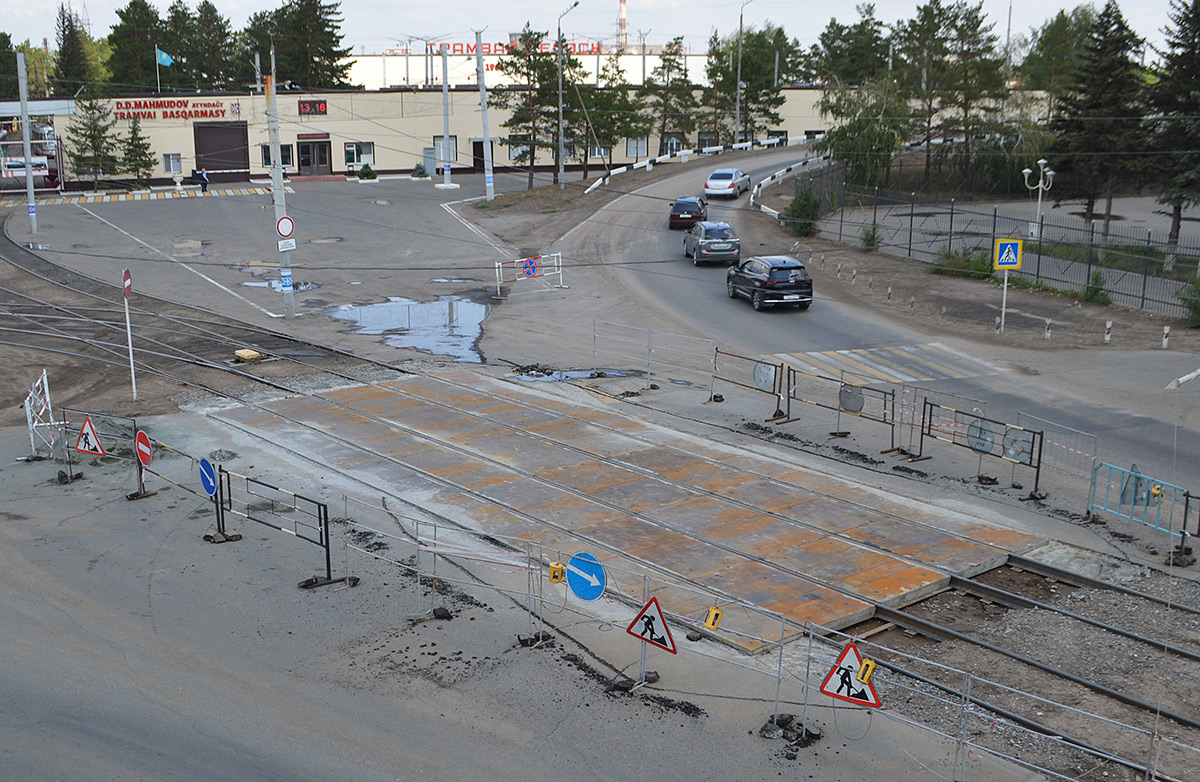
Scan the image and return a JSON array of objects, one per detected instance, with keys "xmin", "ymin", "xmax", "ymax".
[{"xmin": 919, "ymin": 401, "xmax": 1045, "ymax": 493}]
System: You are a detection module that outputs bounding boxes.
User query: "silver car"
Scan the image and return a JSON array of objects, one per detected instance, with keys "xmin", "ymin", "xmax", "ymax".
[
  {"xmin": 683, "ymin": 221, "xmax": 741, "ymax": 265},
  {"xmin": 703, "ymin": 168, "xmax": 751, "ymax": 198}
]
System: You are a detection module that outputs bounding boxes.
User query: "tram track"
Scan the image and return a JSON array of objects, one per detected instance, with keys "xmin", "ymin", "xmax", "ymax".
[{"xmin": 3, "ymin": 236, "xmax": 1200, "ymax": 779}]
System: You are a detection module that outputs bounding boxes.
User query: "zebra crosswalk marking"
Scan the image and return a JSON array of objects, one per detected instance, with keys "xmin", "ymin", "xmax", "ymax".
[
  {"xmin": 777, "ymin": 343, "xmax": 1003, "ymax": 386},
  {"xmin": 832, "ymin": 350, "xmax": 900, "ymax": 382},
  {"xmin": 893, "ymin": 345, "xmax": 968, "ymax": 379}
]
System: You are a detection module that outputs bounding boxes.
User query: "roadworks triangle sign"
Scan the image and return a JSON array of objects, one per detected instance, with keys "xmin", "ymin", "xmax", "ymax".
[
  {"xmin": 819, "ymin": 641, "xmax": 882, "ymax": 708},
  {"xmin": 74, "ymin": 415, "xmax": 105, "ymax": 456},
  {"xmin": 625, "ymin": 596, "xmax": 677, "ymax": 654}
]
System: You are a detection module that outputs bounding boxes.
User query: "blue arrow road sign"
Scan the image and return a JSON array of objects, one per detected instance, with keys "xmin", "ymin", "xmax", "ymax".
[
  {"xmin": 566, "ymin": 551, "xmax": 606, "ymax": 601},
  {"xmin": 199, "ymin": 457, "xmax": 217, "ymax": 498}
]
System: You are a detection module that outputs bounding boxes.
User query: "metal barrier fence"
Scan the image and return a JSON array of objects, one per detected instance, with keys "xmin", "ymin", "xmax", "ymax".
[
  {"xmin": 24, "ymin": 370, "xmax": 56, "ymax": 458},
  {"xmin": 893, "ymin": 385, "xmax": 986, "ymax": 457},
  {"xmin": 494, "ymin": 252, "xmax": 564, "ymax": 298},
  {"xmin": 919, "ymin": 402, "xmax": 1044, "ymax": 492},
  {"xmin": 800, "ymin": 166, "xmax": 1200, "ymax": 320},
  {"xmin": 220, "ymin": 466, "xmax": 351, "ymax": 588},
  {"xmin": 713, "ymin": 348, "xmax": 784, "ymax": 417},
  {"xmin": 592, "ymin": 320, "xmax": 716, "ymax": 392},
  {"xmin": 800, "ymin": 623, "xmax": 1200, "ymax": 781},
  {"xmin": 1090, "ymin": 463, "xmax": 1192, "ymax": 539},
  {"xmin": 1017, "ymin": 411, "xmax": 1099, "ymax": 484},
  {"xmin": 58, "ymin": 407, "xmax": 147, "ymax": 495},
  {"xmin": 779, "ymin": 363, "xmax": 895, "ymax": 444}
]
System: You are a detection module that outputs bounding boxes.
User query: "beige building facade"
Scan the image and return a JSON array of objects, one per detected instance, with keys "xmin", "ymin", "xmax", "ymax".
[{"xmin": 9, "ymin": 87, "xmax": 827, "ymax": 188}]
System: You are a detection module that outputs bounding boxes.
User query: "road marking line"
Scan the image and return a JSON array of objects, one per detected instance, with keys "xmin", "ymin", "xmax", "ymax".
[
  {"xmin": 894, "ymin": 344, "xmax": 969, "ymax": 379},
  {"xmin": 75, "ymin": 204, "xmax": 282, "ymax": 318},
  {"xmin": 927, "ymin": 341, "xmax": 1004, "ymax": 373},
  {"xmin": 832, "ymin": 349, "xmax": 907, "ymax": 382}
]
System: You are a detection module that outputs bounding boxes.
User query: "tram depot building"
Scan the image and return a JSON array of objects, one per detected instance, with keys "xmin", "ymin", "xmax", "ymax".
[{"xmin": 5, "ymin": 84, "xmax": 827, "ymax": 189}]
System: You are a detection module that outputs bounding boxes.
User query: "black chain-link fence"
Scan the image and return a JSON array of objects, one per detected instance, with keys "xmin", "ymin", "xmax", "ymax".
[{"xmin": 793, "ymin": 163, "xmax": 1200, "ymax": 319}]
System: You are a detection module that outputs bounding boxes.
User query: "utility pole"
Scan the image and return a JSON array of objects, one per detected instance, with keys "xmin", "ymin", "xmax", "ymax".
[
  {"xmin": 17, "ymin": 53, "xmax": 37, "ymax": 234},
  {"xmin": 267, "ymin": 47, "xmax": 294, "ymax": 318},
  {"xmin": 435, "ymin": 47, "xmax": 459, "ymax": 190},
  {"xmin": 735, "ymin": 0, "xmax": 754, "ymax": 143},
  {"xmin": 475, "ymin": 30, "xmax": 496, "ymax": 201}
]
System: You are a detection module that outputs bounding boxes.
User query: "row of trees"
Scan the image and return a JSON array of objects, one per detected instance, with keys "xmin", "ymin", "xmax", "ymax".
[
  {"xmin": 2, "ymin": 0, "xmax": 353, "ymax": 96},
  {"xmin": 492, "ymin": 24, "xmax": 798, "ymax": 190},
  {"xmin": 812, "ymin": 0, "xmax": 1200, "ymax": 259}
]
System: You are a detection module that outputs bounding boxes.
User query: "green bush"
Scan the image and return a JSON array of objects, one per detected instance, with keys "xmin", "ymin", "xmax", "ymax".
[
  {"xmin": 411, "ymin": 162, "xmax": 429, "ymax": 178},
  {"xmin": 782, "ymin": 185, "xmax": 821, "ymax": 237},
  {"xmin": 860, "ymin": 223, "xmax": 878, "ymax": 252},
  {"xmin": 1177, "ymin": 275, "xmax": 1200, "ymax": 327},
  {"xmin": 357, "ymin": 164, "xmax": 377, "ymax": 180},
  {"xmin": 929, "ymin": 247, "xmax": 993, "ymax": 280},
  {"xmin": 1079, "ymin": 270, "xmax": 1112, "ymax": 305}
]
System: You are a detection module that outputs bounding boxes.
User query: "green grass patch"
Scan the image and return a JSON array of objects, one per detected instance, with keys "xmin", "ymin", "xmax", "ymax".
[{"xmin": 930, "ymin": 247, "xmax": 993, "ymax": 280}]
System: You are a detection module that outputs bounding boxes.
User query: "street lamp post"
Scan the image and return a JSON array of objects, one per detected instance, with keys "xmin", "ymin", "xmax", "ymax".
[
  {"xmin": 557, "ymin": 0, "xmax": 580, "ymax": 190},
  {"xmin": 1022, "ymin": 158, "xmax": 1055, "ymax": 239},
  {"xmin": 734, "ymin": 0, "xmax": 754, "ymax": 144}
]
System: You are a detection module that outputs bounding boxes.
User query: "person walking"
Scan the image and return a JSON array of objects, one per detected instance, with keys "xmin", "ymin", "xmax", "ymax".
[{"xmin": 199, "ymin": 168, "xmax": 209, "ymax": 193}]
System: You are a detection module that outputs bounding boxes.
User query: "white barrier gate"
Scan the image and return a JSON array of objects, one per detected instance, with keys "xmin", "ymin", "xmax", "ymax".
[{"xmin": 494, "ymin": 252, "xmax": 564, "ymax": 297}]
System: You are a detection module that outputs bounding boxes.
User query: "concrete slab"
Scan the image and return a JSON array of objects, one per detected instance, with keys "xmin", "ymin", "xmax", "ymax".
[{"xmin": 212, "ymin": 370, "xmax": 1048, "ymax": 649}]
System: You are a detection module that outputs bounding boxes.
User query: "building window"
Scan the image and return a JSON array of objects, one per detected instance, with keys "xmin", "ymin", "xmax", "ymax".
[
  {"xmin": 626, "ymin": 136, "xmax": 648, "ymax": 158},
  {"xmin": 260, "ymin": 144, "xmax": 294, "ymax": 167},
  {"xmin": 162, "ymin": 153, "xmax": 182, "ymax": 174},
  {"xmin": 345, "ymin": 141, "xmax": 374, "ymax": 166},
  {"xmin": 589, "ymin": 144, "xmax": 610, "ymax": 160},
  {"xmin": 660, "ymin": 134, "xmax": 684, "ymax": 155},
  {"xmin": 697, "ymin": 131, "xmax": 718, "ymax": 149},
  {"xmin": 509, "ymin": 135, "xmax": 529, "ymax": 162},
  {"xmin": 433, "ymin": 135, "xmax": 458, "ymax": 166}
]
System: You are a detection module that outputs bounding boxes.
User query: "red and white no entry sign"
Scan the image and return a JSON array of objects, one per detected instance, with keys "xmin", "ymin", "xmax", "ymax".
[
  {"xmin": 122, "ymin": 268, "xmax": 132, "ymax": 299},
  {"xmin": 276, "ymin": 215, "xmax": 295, "ymax": 239},
  {"xmin": 135, "ymin": 430, "xmax": 153, "ymax": 467}
]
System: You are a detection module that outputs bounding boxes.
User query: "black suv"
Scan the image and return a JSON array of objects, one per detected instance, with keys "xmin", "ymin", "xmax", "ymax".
[{"xmin": 726, "ymin": 255, "xmax": 813, "ymax": 311}]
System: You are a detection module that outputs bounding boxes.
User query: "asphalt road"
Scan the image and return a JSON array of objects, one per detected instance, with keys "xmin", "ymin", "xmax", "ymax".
[{"xmin": 549, "ymin": 153, "xmax": 1200, "ymax": 531}]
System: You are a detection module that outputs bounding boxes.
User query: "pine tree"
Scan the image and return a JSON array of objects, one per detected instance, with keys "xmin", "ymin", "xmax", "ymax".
[
  {"xmin": 160, "ymin": 0, "xmax": 196, "ymax": 90},
  {"xmin": 638, "ymin": 36, "xmax": 699, "ymax": 155},
  {"xmin": 192, "ymin": 1, "xmax": 235, "ymax": 89},
  {"xmin": 894, "ymin": 0, "xmax": 956, "ymax": 188},
  {"xmin": 1152, "ymin": 0, "xmax": 1200, "ymax": 268},
  {"xmin": 108, "ymin": 0, "xmax": 162, "ymax": 92},
  {"xmin": 1052, "ymin": 0, "xmax": 1144, "ymax": 225},
  {"xmin": 809, "ymin": 4, "xmax": 889, "ymax": 86},
  {"xmin": 54, "ymin": 4, "xmax": 90, "ymax": 96},
  {"xmin": 121, "ymin": 116, "xmax": 157, "ymax": 187},
  {"xmin": 493, "ymin": 25, "xmax": 559, "ymax": 190},
  {"xmin": 0, "ymin": 34, "xmax": 18, "ymax": 101},
  {"xmin": 940, "ymin": 1, "xmax": 1006, "ymax": 185},
  {"xmin": 279, "ymin": 0, "xmax": 354, "ymax": 89},
  {"xmin": 67, "ymin": 92, "xmax": 120, "ymax": 189},
  {"xmin": 704, "ymin": 25, "xmax": 793, "ymax": 143},
  {"xmin": 232, "ymin": 9, "xmax": 284, "ymax": 91},
  {"xmin": 1018, "ymin": 7, "xmax": 1095, "ymax": 120}
]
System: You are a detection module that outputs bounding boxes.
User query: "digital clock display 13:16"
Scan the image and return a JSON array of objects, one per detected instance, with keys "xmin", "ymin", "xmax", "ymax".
[{"xmin": 298, "ymin": 99, "xmax": 328, "ymax": 115}]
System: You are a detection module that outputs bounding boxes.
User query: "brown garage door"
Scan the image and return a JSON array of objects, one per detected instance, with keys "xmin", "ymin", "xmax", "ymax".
[{"xmin": 193, "ymin": 122, "xmax": 249, "ymax": 182}]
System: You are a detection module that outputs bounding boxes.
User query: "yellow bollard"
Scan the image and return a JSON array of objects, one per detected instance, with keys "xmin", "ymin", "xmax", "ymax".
[{"xmin": 549, "ymin": 562, "xmax": 564, "ymax": 583}]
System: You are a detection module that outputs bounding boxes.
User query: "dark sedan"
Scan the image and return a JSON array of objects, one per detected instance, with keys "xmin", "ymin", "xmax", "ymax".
[
  {"xmin": 668, "ymin": 196, "xmax": 707, "ymax": 229},
  {"xmin": 726, "ymin": 255, "xmax": 814, "ymax": 311}
]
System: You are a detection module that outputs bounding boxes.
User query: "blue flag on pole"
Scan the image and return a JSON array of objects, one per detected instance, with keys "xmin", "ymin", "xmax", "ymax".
[{"xmin": 156, "ymin": 48, "xmax": 174, "ymax": 67}]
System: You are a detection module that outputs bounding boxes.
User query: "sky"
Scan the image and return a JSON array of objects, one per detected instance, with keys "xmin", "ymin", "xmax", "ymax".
[{"xmin": 2, "ymin": 0, "xmax": 1173, "ymax": 60}]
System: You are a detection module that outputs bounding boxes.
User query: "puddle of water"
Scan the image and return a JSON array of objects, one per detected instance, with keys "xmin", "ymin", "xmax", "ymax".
[
  {"xmin": 241, "ymin": 279, "xmax": 317, "ymax": 292},
  {"xmin": 328, "ymin": 295, "xmax": 490, "ymax": 363},
  {"xmin": 430, "ymin": 278, "xmax": 479, "ymax": 284}
]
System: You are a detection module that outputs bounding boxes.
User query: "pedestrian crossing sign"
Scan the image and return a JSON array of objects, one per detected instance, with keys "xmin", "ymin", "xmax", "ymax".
[
  {"xmin": 819, "ymin": 641, "xmax": 882, "ymax": 708},
  {"xmin": 994, "ymin": 239, "xmax": 1023, "ymax": 270}
]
